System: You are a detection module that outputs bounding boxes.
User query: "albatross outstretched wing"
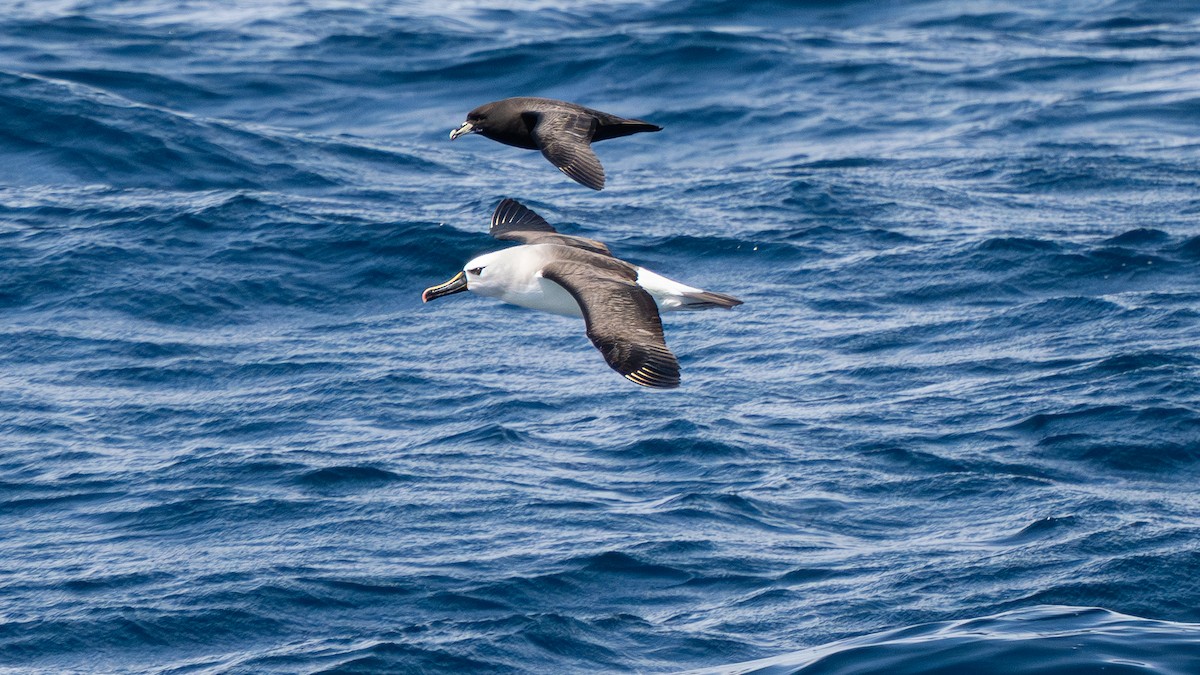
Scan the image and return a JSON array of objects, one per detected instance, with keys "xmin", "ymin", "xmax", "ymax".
[
  {"xmin": 489, "ymin": 198, "xmax": 611, "ymax": 256},
  {"xmin": 541, "ymin": 260, "xmax": 681, "ymax": 389},
  {"xmin": 528, "ymin": 111, "xmax": 606, "ymax": 191}
]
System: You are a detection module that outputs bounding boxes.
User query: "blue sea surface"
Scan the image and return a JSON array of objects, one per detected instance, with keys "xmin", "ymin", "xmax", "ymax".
[{"xmin": 3, "ymin": 0, "xmax": 1200, "ymax": 673}]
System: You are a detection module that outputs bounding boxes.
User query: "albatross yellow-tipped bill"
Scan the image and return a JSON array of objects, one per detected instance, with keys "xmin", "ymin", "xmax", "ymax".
[{"xmin": 422, "ymin": 271, "xmax": 468, "ymax": 302}]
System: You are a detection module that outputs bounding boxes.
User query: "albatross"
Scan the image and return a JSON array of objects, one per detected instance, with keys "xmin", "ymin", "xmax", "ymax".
[
  {"xmin": 422, "ymin": 199, "xmax": 743, "ymax": 389},
  {"xmin": 449, "ymin": 97, "xmax": 662, "ymax": 191}
]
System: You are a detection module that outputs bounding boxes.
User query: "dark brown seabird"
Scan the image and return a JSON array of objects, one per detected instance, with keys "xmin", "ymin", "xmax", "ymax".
[
  {"xmin": 422, "ymin": 199, "xmax": 742, "ymax": 389},
  {"xmin": 449, "ymin": 97, "xmax": 662, "ymax": 191}
]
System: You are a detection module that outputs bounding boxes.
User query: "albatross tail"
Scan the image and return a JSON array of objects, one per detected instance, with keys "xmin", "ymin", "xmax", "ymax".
[
  {"xmin": 635, "ymin": 267, "xmax": 743, "ymax": 312},
  {"xmin": 677, "ymin": 289, "xmax": 743, "ymax": 310}
]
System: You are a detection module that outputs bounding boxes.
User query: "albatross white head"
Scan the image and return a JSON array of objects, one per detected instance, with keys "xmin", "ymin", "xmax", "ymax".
[
  {"xmin": 421, "ymin": 248, "xmax": 532, "ymax": 299},
  {"xmin": 422, "ymin": 250, "xmax": 500, "ymax": 302},
  {"xmin": 422, "ymin": 246, "xmax": 583, "ymax": 317}
]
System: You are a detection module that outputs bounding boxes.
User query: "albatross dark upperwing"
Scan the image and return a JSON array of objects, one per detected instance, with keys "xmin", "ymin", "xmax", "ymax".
[
  {"xmin": 526, "ymin": 111, "xmax": 606, "ymax": 191},
  {"xmin": 490, "ymin": 198, "xmax": 611, "ymax": 256},
  {"xmin": 541, "ymin": 259, "xmax": 681, "ymax": 389}
]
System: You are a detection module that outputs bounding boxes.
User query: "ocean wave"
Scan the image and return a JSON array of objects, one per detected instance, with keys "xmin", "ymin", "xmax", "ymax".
[
  {"xmin": 0, "ymin": 70, "xmax": 445, "ymax": 193},
  {"xmin": 688, "ymin": 606, "xmax": 1200, "ymax": 675}
]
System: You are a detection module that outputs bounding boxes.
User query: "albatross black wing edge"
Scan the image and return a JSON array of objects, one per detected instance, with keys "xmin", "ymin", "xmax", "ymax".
[
  {"xmin": 491, "ymin": 198, "xmax": 557, "ymax": 238},
  {"xmin": 489, "ymin": 199, "xmax": 612, "ymax": 256},
  {"xmin": 542, "ymin": 261, "xmax": 681, "ymax": 389}
]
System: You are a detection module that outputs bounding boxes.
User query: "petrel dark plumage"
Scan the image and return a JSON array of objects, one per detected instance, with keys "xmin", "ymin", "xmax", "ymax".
[
  {"xmin": 449, "ymin": 97, "xmax": 662, "ymax": 190},
  {"xmin": 422, "ymin": 199, "xmax": 742, "ymax": 388}
]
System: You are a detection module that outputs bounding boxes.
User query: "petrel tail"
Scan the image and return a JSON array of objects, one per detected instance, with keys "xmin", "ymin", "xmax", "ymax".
[{"xmin": 593, "ymin": 120, "xmax": 663, "ymax": 142}]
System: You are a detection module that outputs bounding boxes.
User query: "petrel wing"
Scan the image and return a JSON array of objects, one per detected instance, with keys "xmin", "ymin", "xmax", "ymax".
[
  {"xmin": 489, "ymin": 198, "xmax": 611, "ymax": 256},
  {"xmin": 528, "ymin": 111, "xmax": 606, "ymax": 191},
  {"xmin": 541, "ymin": 261, "xmax": 680, "ymax": 389}
]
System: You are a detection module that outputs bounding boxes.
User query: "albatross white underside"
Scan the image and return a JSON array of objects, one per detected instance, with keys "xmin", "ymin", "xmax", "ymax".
[{"xmin": 464, "ymin": 245, "xmax": 709, "ymax": 318}]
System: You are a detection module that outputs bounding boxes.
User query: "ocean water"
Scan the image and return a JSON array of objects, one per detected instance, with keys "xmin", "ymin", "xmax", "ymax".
[{"xmin": 2, "ymin": 0, "xmax": 1200, "ymax": 673}]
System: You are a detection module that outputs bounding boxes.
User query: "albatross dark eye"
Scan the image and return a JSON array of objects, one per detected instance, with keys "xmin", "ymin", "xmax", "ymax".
[{"xmin": 468, "ymin": 267, "xmax": 484, "ymax": 276}]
